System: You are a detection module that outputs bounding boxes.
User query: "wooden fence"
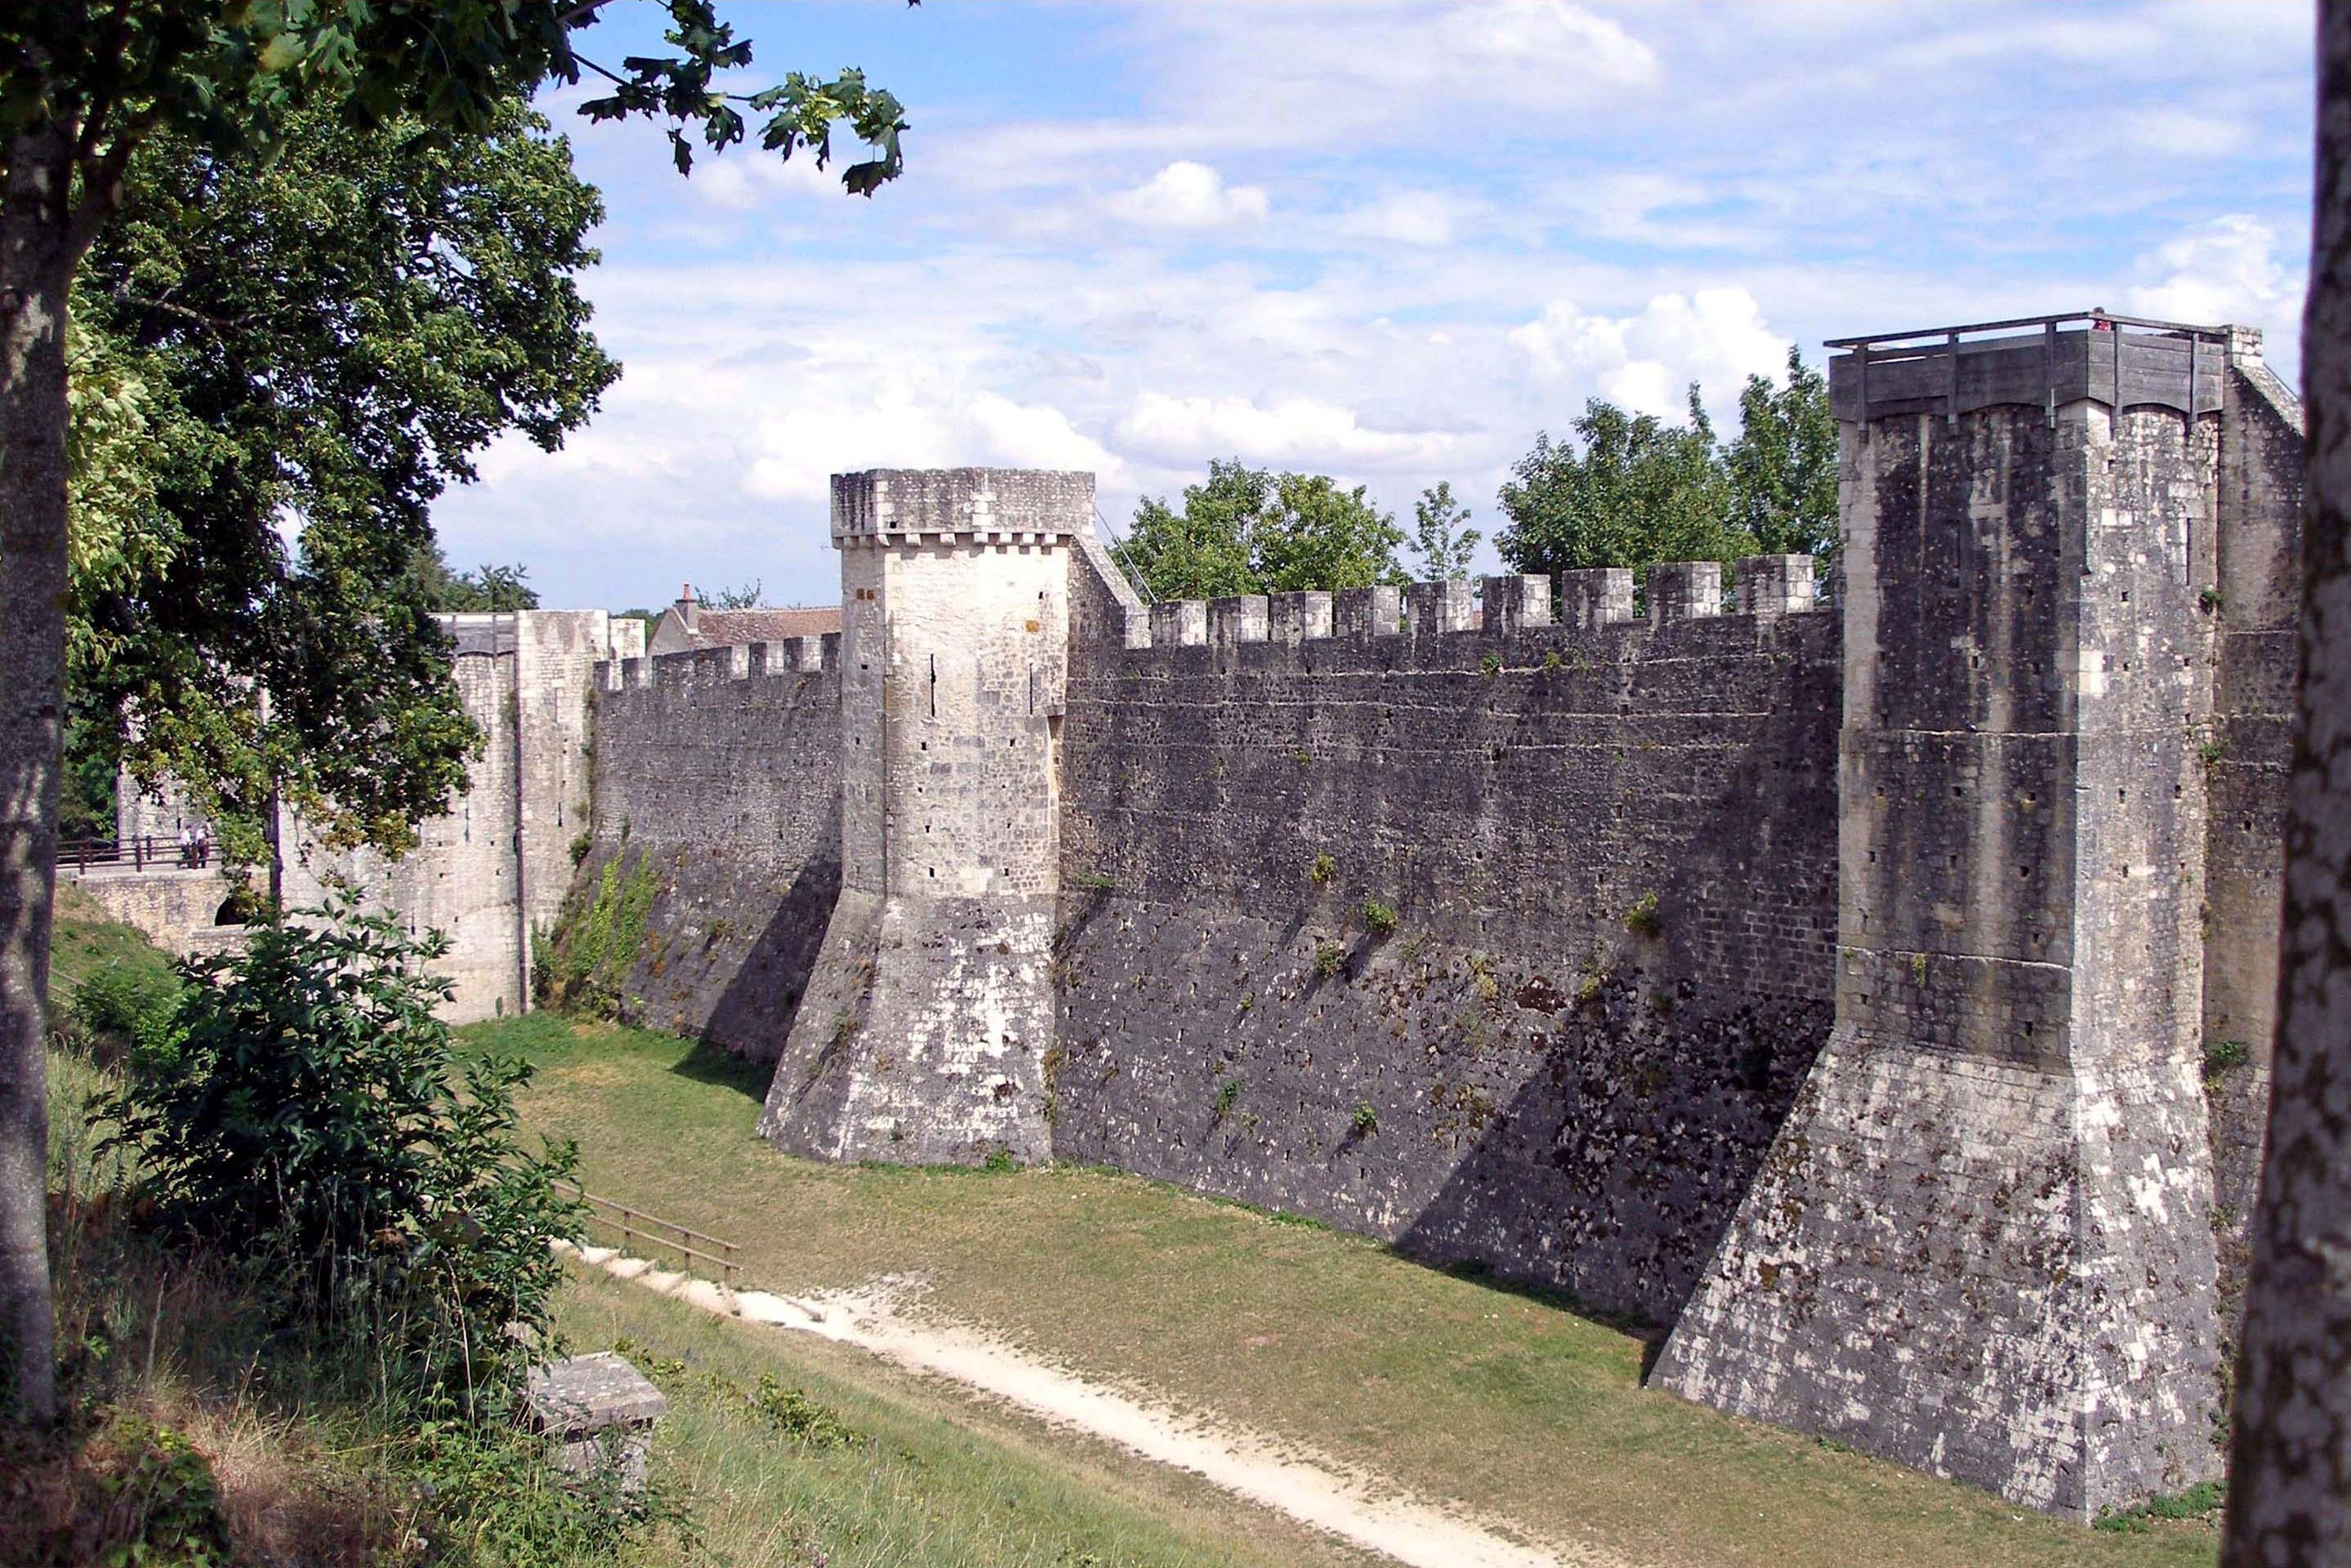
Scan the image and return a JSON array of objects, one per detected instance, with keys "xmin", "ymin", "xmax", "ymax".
[{"xmin": 563, "ymin": 1183, "xmax": 741, "ymax": 1290}]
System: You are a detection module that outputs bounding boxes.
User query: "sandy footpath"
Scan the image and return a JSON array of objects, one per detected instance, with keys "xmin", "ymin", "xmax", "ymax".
[{"xmin": 560, "ymin": 1241, "xmax": 1635, "ymax": 1568}]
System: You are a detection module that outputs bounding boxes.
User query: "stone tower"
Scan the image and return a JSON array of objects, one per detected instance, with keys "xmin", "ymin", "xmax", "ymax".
[
  {"xmin": 758, "ymin": 469, "xmax": 1090, "ymax": 1164},
  {"xmin": 1657, "ymin": 317, "xmax": 2232, "ymax": 1520}
]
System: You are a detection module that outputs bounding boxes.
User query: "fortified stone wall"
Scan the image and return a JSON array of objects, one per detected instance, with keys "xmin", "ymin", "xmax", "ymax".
[
  {"xmin": 278, "ymin": 610, "xmax": 631, "ymax": 1023},
  {"xmin": 1658, "ymin": 329, "xmax": 2246, "ymax": 1521},
  {"xmin": 1052, "ymin": 559, "xmax": 1842, "ymax": 1327},
  {"xmin": 575, "ymin": 637, "xmax": 841, "ymax": 1057},
  {"xmin": 2202, "ymin": 330, "xmax": 2304, "ymax": 1299}
]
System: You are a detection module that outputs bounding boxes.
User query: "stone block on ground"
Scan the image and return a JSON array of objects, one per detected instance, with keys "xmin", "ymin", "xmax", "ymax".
[{"xmin": 524, "ymin": 1351, "xmax": 669, "ymax": 1492}]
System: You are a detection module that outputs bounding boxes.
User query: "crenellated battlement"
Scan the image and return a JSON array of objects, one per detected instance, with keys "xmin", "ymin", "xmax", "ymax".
[
  {"xmin": 1100, "ymin": 556, "xmax": 1830, "ymax": 674},
  {"xmin": 598, "ymin": 634, "xmax": 839, "ymax": 694}
]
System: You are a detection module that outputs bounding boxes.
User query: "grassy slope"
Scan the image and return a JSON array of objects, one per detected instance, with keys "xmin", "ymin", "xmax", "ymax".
[
  {"xmin": 491, "ymin": 1014, "xmax": 2223, "ymax": 1568},
  {"xmin": 48, "ymin": 880, "xmax": 181, "ymax": 996},
  {"xmin": 561, "ymin": 1265, "xmax": 1375, "ymax": 1568}
]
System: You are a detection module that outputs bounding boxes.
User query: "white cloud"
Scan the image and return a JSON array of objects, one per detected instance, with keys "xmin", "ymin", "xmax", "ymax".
[
  {"xmin": 686, "ymin": 149, "xmax": 842, "ymax": 212},
  {"xmin": 1113, "ymin": 392, "xmax": 1453, "ymax": 468},
  {"xmin": 2123, "ymin": 215, "xmax": 2300, "ymax": 329},
  {"xmin": 1104, "ymin": 162, "xmax": 1269, "ymax": 229},
  {"xmin": 1510, "ymin": 289, "xmax": 1791, "ymax": 421},
  {"xmin": 1337, "ymin": 190, "xmax": 1477, "ymax": 247}
]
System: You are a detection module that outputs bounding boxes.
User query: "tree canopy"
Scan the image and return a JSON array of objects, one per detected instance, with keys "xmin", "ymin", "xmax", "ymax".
[
  {"xmin": 1495, "ymin": 350, "xmax": 1838, "ymax": 586},
  {"xmin": 1114, "ymin": 460, "xmax": 1406, "ymax": 599},
  {"xmin": 69, "ymin": 101, "xmax": 613, "ymax": 863},
  {"xmin": 1, "ymin": 0, "xmax": 917, "ymax": 1428},
  {"xmin": 1408, "ymin": 481, "xmax": 1481, "ymax": 581}
]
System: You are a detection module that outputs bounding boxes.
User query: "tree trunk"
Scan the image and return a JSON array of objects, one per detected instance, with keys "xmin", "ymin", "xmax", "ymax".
[
  {"xmin": 2224, "ymin": 2, "xmax": 2351, "ymax": 1558},
  {"xmin": 0, "ymin": 123, "xmax": 81, "ymax": 1429}
]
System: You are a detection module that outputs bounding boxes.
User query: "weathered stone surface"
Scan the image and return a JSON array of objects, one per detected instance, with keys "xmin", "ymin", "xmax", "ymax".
[
  {"xmin": 524, "ymin": 1351, "xmax": 668, "ymax": 1492},
  {"xmin": 1658, "ymin": 385, "xmax": 2230, "ymax": 1521},
  {"xmin": 1053, "ymin": 587, "xmax": 1842, "ymax": 1325},
  {"xmin": 277, "ymin": 610, "xmax": 633, "ymax": 1023},
  {"xmin": 578, "ymin": 639, "xmax": 841, "ymax": 1059},
  {"xmin": 212, "ymin": 329, "xmax": 2304, "ymax": 1521},
  {"xmin": 758, "ymin": 470, "xmax": 1091, "ymax": 1164}
]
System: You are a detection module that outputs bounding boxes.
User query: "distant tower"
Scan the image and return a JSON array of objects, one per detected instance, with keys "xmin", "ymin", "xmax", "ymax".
[
  {"xmin": 1657, "ymin": 314, "xmax": 2230, "ymax": 1519},
  {"xmin": 759, "ymin": 469, "xmax": 1090, "ymax": 1164}
]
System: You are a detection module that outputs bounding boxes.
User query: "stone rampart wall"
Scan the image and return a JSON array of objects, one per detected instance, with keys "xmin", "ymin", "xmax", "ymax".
[
  {"xmin": 1051, "ymin": 566, "xmax": 1842, "ymax": 1326},
  {"xmin": 580, "ymin": 636, "xmax": 841, "ymax": 1059}
]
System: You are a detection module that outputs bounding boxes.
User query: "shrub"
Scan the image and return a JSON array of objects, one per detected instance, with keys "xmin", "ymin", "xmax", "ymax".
[
  {"xmin": 97, "ymin": 899, "xmax": 582, "ymax": 1409},
  {"xmin": 1213, "ymin": 1077, "xmax": 1242, "ymax": 1121},
  {"xmin": 1358, "ymin": 899, "xmax": 1399, "ymax": 937},
  {"xmin": 1308, "ymin": 853, "xmax": 1336, "ymax": 886},
  {"xmin": 1624, "ymin": 891, "xmax": 1662, "ymax": 938},
  {"xmin": 1350, "ymin": 1101, "xmax": 1379, "ymax": 1137},
  {"xmin": 70, "ymin": 960, "xmax": 186, "ymax": 1072},
  {"xmin": 1312, "ymin": 940, "xmax": 1345, "ymax": 978},
  {"xmin": 1479, "ymin": 652, "xmax": 1502, "ymax": 677}
]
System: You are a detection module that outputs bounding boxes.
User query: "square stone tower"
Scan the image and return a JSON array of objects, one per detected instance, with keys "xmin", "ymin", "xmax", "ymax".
[
  {"xmin": 759, "ymin": 469, "xmax": 1091, "ymax": 1164},
  {"xmin": 1657, "ymin": 316, "xmax": 2231, "ymax": 1519}
]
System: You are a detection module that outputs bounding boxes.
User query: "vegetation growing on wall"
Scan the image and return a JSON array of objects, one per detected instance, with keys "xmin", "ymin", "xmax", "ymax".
[{"xmin": 549, "ymin": 850, "xmax": 667, "ymax": 1018}]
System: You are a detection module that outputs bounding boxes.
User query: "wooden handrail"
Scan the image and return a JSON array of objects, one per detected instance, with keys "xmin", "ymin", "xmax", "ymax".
[{"xmin": 560, "ymin": 1182, "xmax": 740, "ymax": 1288}]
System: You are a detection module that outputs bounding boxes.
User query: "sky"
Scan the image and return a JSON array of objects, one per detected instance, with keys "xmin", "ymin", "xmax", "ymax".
[{"xmin": 426, "ymin": 0, "xmax": 2320, "ymax": 611}]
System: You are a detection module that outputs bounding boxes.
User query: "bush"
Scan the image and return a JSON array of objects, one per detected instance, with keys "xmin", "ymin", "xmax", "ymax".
[
  {"xmin": 1350, "ymin": 1101, "xmax": 1378, "ymax": 1137},
  {"xmin": 1358, "ymin": 899, "xmax": 1399, "ymax": 937},
  {"xmin": 70, "ymin": 960, "xmax": 187, "ymax": 1072},
  {"xmin": 96, "ymin": 899, "xmax": 582, "ymax": 1410},
  {"xmin": 1307, "ymin": 853, "xmax": 1336, "ymax": 885}
]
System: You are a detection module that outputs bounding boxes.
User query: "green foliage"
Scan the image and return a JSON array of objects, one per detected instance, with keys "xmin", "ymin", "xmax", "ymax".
[
  {"xmin": 1624, "ymin": 892, "xmax": 1662, "ymax": 938},
  {"xmin": 1113, "ymin": 460, "xmax": 1406, "ymax": 599},
  {"xmin": 86, "ymin": 1409, "xmax": 234, "ymax": 1567},
  {"xmin": 1497, "ymin": 352, "xmax": 1836, "ymax": 586},
  {"xmin": 2204, "ymin": 1038, "xmax": 2254, "ymax": 1085},
  {"xmin": 550, "ymin": 851, "xmax": 665, "ymax": 1018},
  {"xmin": 1312, "ymin": 941, "xmax": 1345, "ymax": 978},
  {"xmin": 1724, "ymin": 348, "xmax": 1839, "ymax": 562},
  {"xmin": 1350, "ymin": 1101, "xmax": 1379, "ymax": 1138},
  {"xmin": 95, "ymin": 902, "xmax": 582, "ymax": 1408},
  {"xmin": 1498, "ymin": 388, "xmax": 1742, "ymax": 581},
  {"xmin": 1358, "ymin": 899, "xmax": 1400, "ymax": 937},
  {"xmin": 69, "ymin": 960, "xmax": 187, "ymax": 1075},
  {"xmin": 1479, "ymin": 652, "xmax": 1503, "ymax": 677},
  {"xmin": 1212, "ymin": 1077, "xmax": 1243, "ymax": 1121},
  {"xmin": 1409, "ymin": 481, "xmax": 1481, "ymax": 580},
  {"xmin": 2094, "ymin": 1480, "xmax": 2226, "ymax": 1533},
  {"xmin": 982, "ymin": 1147, "xmax": 1019, "ymax": 1174},
  {"xmin": 1308, "ymin": 853, "xmax": 1337, "ymax": 886},
  {"xmin": 69, "ymin": 100, "xmax": 618, "ymax": 863},
  {"xmin": 701, "ymin": 579, "xmax": 765, "ymax": 610},
  {"xmin": 748, "ymin": 1371, "xmax": 866, "ymax": 1449},
  {"xmin": 411, "ymin": 547, "xmax": 543, "ymax": 612}
]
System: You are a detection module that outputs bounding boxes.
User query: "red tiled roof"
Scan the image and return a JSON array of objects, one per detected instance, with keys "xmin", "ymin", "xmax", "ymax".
[{"xmin": 671, "ymin": 606, "xmax": 841, "ymax": 648}]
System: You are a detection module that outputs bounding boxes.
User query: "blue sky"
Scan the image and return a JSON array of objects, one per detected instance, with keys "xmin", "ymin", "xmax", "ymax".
[{"xmin": 427, "ymin": 0, "xmax": 2318, "ymax": 610}]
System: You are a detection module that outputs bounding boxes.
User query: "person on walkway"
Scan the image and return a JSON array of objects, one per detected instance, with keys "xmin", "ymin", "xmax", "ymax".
[{"xmin": 177, "ymin": 825, "xmax": 194, "ymax": 869}]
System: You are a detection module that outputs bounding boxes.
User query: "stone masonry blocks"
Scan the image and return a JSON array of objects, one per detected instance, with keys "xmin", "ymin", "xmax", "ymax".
[
  {"xmin": 1648, "ymin": 561, "xmax": 1723, "ymax": 625},
  {"xmin": 1559, "ymin": 567, "xmax": 1635, "ymax": 627}
]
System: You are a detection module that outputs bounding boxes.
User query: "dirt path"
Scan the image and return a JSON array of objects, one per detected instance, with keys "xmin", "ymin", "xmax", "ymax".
[{"xmin": 564, "ymin": 1243, "xmax": 1634, "ymax": 1568}]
